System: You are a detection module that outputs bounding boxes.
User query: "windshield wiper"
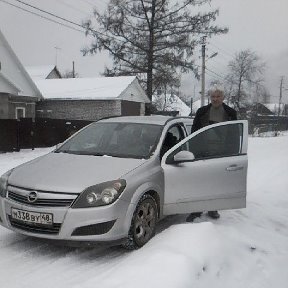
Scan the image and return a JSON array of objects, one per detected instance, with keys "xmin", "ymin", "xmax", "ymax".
[
  {"xmin": 55, "ymin": 150, "xmax": 85, "ymax": 155},
  {"xmin": 54, "ymin": 150, "xmax": 71, "ymax": 154}
]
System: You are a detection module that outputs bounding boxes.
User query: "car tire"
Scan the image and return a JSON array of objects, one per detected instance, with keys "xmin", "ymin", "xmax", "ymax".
[{"xmin": 123, "ymin": 194, "xmax": 158, "ymax": 250}]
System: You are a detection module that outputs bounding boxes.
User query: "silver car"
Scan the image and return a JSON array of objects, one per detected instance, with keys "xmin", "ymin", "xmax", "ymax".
[{"xmin": 0, "ymin": 116, "xmax": 248, "ymax": 249}]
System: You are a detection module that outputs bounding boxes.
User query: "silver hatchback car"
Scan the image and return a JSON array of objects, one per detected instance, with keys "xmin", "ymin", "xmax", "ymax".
[{"xmin": 0, "ymin": 116, "xmax": 248, "ymax": 249}]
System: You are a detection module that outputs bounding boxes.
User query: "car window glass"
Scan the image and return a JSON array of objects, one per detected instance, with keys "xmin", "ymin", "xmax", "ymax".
[
  {"xmin": 160, "ymin": 125, "xmax": 184, "ymax": 158},
  {"xmin": 171, "ymin": 123, "xmax": 243, "ymax": 161},
  {"xmin": 186, "ymin": 124, "xmax": 243, "ymax": 159},
  {"xmin": 56, "ymin": 122, "xmax": 162, "ymax": 159},
  {"xmin": 186, "ymin": 124, "xmax": 192, "ymax": 135}
]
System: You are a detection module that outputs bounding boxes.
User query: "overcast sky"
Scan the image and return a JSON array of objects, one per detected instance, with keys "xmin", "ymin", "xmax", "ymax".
[{"xmin": 0, "ymin": 0, "xmax": 287, "ymax": 103}]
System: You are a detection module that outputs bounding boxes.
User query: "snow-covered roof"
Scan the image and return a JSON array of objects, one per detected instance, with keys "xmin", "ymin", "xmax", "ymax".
[
  {"xmin": 34, "ymin": 76, "xmax": 141, "ymax": 100},
  {"xmin": 25, "ymin": 65, "xmax": 58, "ymax": 80},
  {"xmin": 190, "ymin": 99, "xmax": 202, "ymax": 113},
  {"xmin": 264, "ymin": 103, "xmax": 286, "ymax": 114},
  {"xmin": 166, "ymin": 96, "xmax": 191, "ymax": 116},
  {"xmin": 152, "ymin": 94, "xmax": 192, "ymax": 116},
  {"xmin": 152, "ymin": 95, "xmax": 209, "ymax": 116}
]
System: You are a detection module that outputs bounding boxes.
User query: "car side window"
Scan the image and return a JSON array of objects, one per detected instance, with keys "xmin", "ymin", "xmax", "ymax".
[
  {"xmin": 160, "ymin": 125, "xmax": 185, "ymax": 158},
  {"xmin": 185, "ymin": 124, "xmax": 192, "ymax": 135},
  {"xmin": 185, "ymin": 123, "xmax": 243, "ymax": 160}
]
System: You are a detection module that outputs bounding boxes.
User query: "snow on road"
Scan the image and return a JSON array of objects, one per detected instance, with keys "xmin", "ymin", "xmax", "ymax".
[{"xmin": 0, "ymin": 135, "xmax": 288, "ymax": 288}]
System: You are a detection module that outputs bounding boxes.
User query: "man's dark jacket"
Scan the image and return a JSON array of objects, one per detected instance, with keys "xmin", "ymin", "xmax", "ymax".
[{"xmin": 191, "ymin": 103, "xmax": 237, "ymax": 133}]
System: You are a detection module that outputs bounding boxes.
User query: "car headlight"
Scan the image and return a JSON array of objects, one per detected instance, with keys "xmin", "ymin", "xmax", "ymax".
[
  {"xmin": 0, "ymin": 169, "xmax": 13, "ymax": 198},
  {"xmin": 72, "ymin": 179, "xmax": 126, "ymax": 208}
]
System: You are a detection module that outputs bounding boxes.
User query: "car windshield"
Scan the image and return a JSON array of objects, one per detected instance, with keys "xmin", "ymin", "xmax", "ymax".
[{"xmin": 55, "ymin": 121, "xmax": 162, "ymax": 159}]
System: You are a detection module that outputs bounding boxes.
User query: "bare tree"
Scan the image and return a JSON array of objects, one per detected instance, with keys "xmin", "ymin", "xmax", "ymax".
[
  {"xmin": 225, "ymin": 50, "xmax": 265, "ymax": 110},
  {"xmin": 82, "ymin": 0, "xmax": 228, "ymax": 101},
  {"xmin": 255, "ymin": 85, "xmax": 271, "ymax": 103},
  {"xmin": 62, "ymin": 70, "xmax": 79, "ymax": 78}
]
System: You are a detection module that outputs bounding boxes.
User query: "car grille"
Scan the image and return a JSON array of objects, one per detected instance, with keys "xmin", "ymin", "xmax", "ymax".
[
  {"xmin": 8, "ymin": 216, "xmax": 61, "ymax": 235},
  {"xmin": 7, "ymin": 185, "xmax": 79, "ymax": 207}
]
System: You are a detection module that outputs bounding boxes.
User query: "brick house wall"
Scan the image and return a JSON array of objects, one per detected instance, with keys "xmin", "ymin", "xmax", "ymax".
[{"xmin": 36, "ymin": 99, "xmax": 122, "ymax": 120}]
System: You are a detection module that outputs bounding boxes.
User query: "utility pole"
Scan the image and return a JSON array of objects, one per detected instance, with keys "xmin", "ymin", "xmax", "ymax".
[
  {"xmin": 276, "ymin": 76, "xmax": 284, "ymax": 135},
  {"xmin": 278, "ymin": 76, "xmax": 284, "ymax": 117},
  {"xmin": 201, "ymin": 36, "xmax": 206, "ymax": 107},
  {"xmin": 72, "ymin": 61, "xmax": 75, "ymax": 78}
]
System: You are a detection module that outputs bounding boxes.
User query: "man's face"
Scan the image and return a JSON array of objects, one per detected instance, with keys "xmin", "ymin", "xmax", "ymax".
[{"xmin": 210, "ymin": 91, "xmax": 224, "ymax": 108}]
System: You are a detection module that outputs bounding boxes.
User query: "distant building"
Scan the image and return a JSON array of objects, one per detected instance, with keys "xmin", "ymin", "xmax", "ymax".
[
  {"xmin": 264, "ymin": 103, "xmax": 287, "ymax": 116},
  {"xmin": 152, "ymin": 93, "xmax": 191, "ymax": 116},
  {"xmin": 0, "ymin": 29, "xmax": 42, "ymax": 119},
  {"xmin": 34, "ymin": 76, "xmax": 150, "ymax": 120},
  {"xmin": 25, "ymin": 65, "xmax": 62, "ymax": 80}
]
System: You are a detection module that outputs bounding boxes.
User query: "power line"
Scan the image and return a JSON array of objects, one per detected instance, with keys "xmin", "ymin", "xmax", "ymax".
[
  {"xmin": 0, "ymin": 0, "xmax": 85, "ymax": 33},
  {"xmin": 205, "ymin": 66, "xmax": 226, "ymax": 80},
  {"xmin": 12, "ymin": 0, "xmax": 87, "ymax": 30},
  {"xmin": 205, "ymin": 72, "xmax": 223, "ymax": 82},
  {"xmin": 57, "ymin": 0, "xmax": 92, "ymax": 17},
  {"xmin": 8, "ymin": 0, "xmax": 128, "ymax": 45},
  {"xmin": 209, "ymin": 41, "xmax": 235, "ymax": 58},
  {"xmin": 2, "ymin": 0, "xmax": 239, "ymax": 82},
  {"xmin": 78, "ymin": 0, "xmax": 97, "ymax": 8}
]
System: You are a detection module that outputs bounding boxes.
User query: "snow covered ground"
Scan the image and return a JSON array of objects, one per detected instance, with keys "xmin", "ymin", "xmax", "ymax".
[{"xmin": 0, "ymin": 134, "xmax": 288, "ymax": 288}]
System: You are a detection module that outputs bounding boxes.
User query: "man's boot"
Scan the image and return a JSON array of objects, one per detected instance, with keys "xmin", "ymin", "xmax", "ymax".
[
  {"xmin": 186, "ymin": 212, "xmax": 202, "ymax": 222},
  {"xmin": 207, "ymin": 211, "xmax": 220, "ymax": 219}
]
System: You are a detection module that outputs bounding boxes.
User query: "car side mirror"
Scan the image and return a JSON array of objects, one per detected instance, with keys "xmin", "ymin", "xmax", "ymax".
[
  {"xmin": 55, "ymin": 142, "xmax": 63, "ymax": 150},
  {"xmin": 173, "ymin": 151, "xmax": 195, "ymax": 163},
  {"xmin": 166, "ymin": 150, "xmax": 195, "ymax": 164}
]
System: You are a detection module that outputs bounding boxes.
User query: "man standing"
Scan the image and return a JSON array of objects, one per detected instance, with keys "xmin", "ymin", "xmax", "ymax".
[{"xmin": 186, "ymin": 88, "xmax": 237, "ymax": 222}]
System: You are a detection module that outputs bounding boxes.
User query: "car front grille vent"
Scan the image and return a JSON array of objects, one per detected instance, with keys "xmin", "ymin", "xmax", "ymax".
[{"xmin": 7, "ymin": 186, "xmax": 78, "ymax": 207}]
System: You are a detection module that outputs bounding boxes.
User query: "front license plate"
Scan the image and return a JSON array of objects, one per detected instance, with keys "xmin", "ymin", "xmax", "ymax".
[{"xmin": 11, "ymin": 208, "xmax": 53, "ymax": 225}]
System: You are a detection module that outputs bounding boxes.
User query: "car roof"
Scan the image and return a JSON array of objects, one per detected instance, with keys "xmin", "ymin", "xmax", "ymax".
[{"xmin": 98, "ymin": 115, "xmax": 193, "ymax": 126}]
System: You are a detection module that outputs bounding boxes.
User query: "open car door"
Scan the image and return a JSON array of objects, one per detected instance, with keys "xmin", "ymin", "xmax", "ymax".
[{"xmin": 161, "ymin": 120, "xmax": 248, "ymax": 215}]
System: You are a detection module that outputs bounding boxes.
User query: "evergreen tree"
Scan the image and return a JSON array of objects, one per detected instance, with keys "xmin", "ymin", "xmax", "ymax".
[{"xmin": 82, "ymin": 0, "xmax": 227, "ymax": 101}]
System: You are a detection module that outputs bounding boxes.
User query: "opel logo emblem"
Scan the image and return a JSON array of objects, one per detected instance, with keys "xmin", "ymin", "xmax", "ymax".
[{"xmin": 28, "ymin": 191, "xmax": 38, "ymax": 203}]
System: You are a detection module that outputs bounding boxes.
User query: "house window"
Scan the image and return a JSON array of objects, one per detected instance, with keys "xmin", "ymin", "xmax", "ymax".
[{"xmin": 15, "ymin": 107, "xmax": 25, "ymax": 119}]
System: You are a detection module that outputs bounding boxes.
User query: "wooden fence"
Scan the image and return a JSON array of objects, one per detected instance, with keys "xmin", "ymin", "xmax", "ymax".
[{"xmin": 0, "ymin": 118, "xmax": 92, "ymax": 152}]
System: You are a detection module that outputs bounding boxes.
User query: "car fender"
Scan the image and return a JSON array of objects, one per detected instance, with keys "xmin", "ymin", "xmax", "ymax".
[{"xmin": 121, "ymin": 181, "xmax": 163, "ymax": 233}]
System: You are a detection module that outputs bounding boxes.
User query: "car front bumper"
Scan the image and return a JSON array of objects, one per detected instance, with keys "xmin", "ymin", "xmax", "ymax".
[{"xmin": 0, "ymin": 195, "xmax": 135, "ymax": 242}]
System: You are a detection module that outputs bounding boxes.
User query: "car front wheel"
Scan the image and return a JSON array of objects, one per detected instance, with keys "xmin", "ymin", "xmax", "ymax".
[{"xmin": 123, "ymin": 194, "xmax": 157, "ymax": 250}]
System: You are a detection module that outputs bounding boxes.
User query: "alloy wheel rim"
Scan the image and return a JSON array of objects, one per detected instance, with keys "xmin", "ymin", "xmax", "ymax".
[{"xmin": 134, "ymin": 202, "xmax": 156, "ymax": 243}]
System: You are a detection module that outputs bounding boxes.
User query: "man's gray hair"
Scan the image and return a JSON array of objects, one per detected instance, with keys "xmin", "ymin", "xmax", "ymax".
[{"xmin": 209, "ymin": 87, "xmax": 224, "ymax": 97}]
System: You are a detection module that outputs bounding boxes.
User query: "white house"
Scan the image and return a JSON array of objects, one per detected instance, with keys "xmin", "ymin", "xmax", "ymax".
[{"xmin": 0, "ymin": 29, "xmax": 42, "ymax": 119}]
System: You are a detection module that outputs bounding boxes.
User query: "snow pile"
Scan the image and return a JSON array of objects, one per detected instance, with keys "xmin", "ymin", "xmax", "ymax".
[{"xmin": 0, "ymin": 135, "xmax": 288, "ymax": 288}]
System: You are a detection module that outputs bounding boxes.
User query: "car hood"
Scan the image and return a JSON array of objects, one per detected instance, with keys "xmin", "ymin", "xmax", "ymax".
[{"xmin": 8, "ymin": 152, "xmax": 146, "ymax": 193}]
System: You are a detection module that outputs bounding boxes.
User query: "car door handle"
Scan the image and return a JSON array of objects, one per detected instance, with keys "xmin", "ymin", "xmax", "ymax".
[{"xmin": 226, "ymin": 165, "xmax": 244, "ymax": 171}]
